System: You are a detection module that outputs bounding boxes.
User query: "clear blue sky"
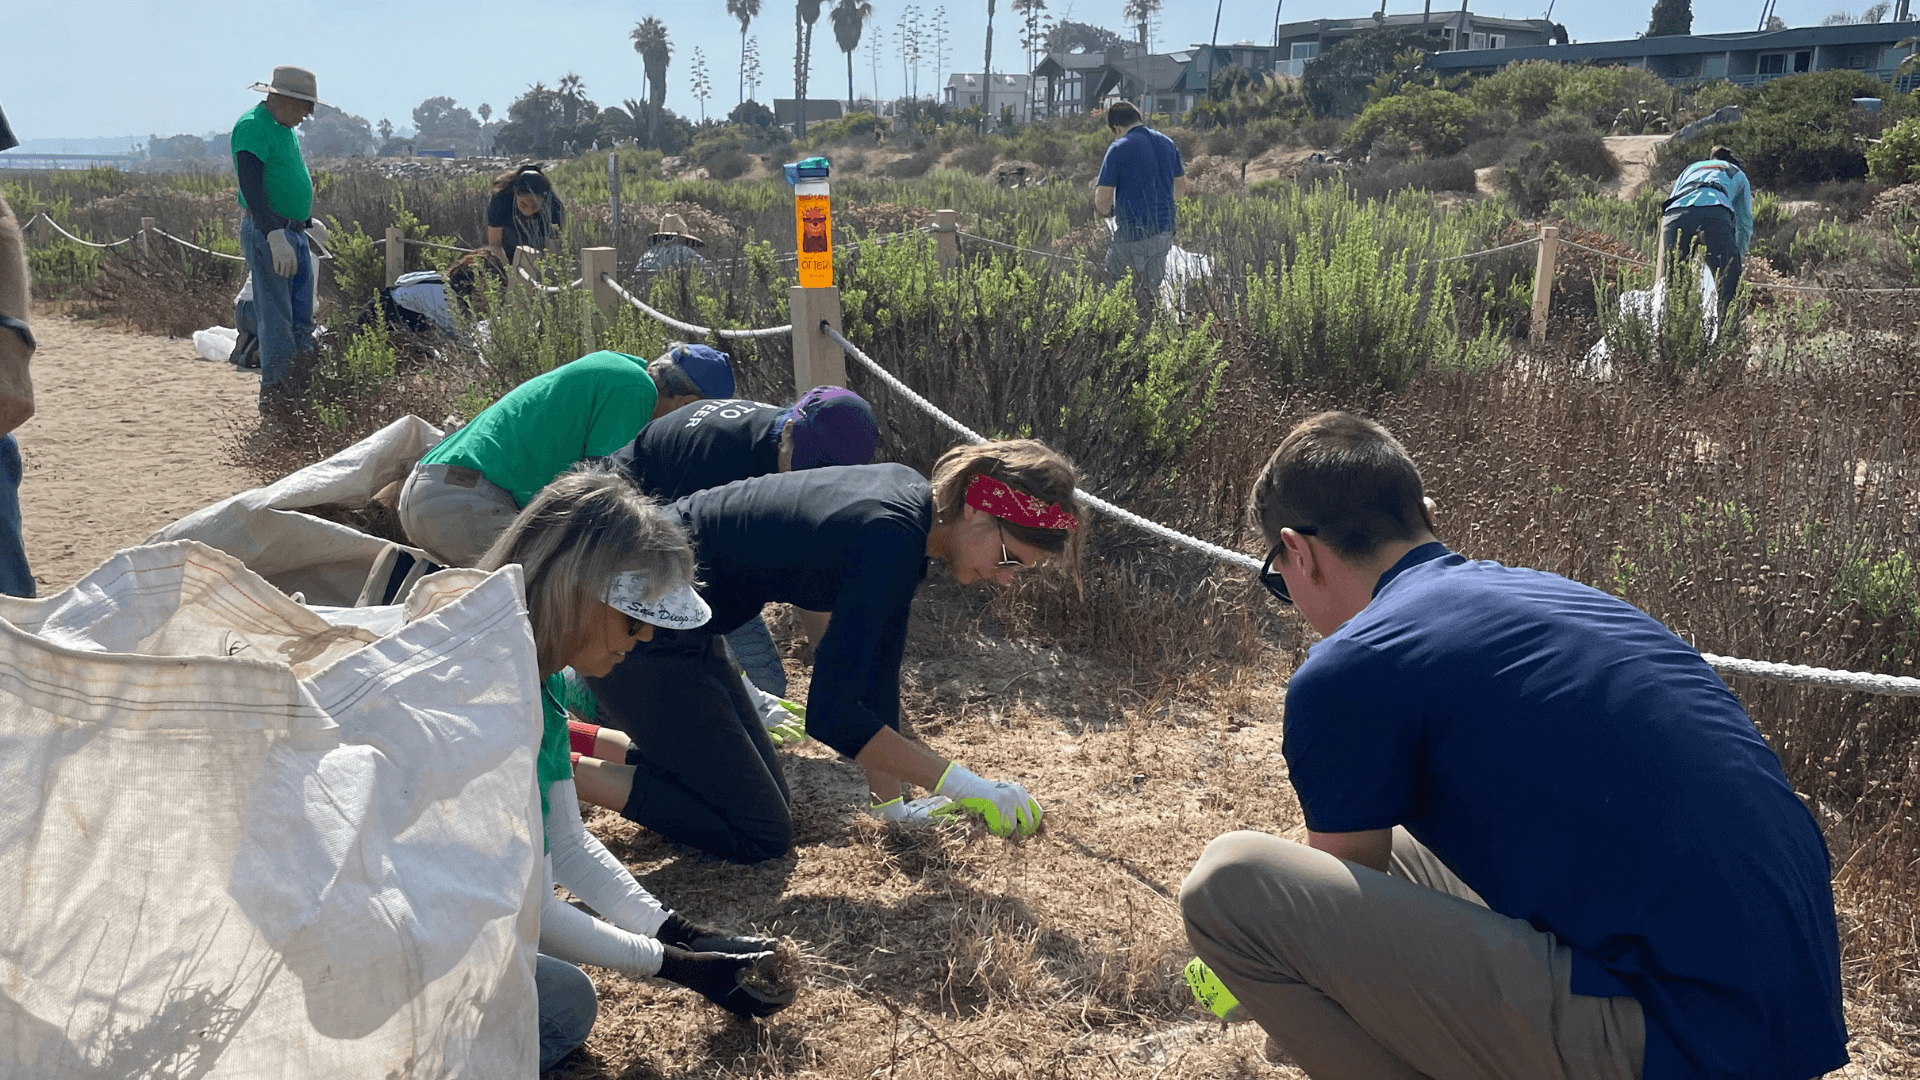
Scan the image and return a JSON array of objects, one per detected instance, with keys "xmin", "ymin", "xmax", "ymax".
[{"xmin": 2, "ymin": 0, "xmax": 1895, "ymax": 144}]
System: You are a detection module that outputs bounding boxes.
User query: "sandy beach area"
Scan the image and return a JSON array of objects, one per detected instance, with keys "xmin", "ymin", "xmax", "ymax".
[{"xmin": 15, "ymin": 309, "xmax": 259, "ymax": 592}]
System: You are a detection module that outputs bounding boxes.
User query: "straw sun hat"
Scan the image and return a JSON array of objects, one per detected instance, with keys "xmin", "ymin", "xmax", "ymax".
[
  {"xmin": 649, "ymin": 214, "xmax": 706, "ymax": 248},
  {"xmin": 248, "ymin": 66, "xmax": 331, "ymax": 108}
]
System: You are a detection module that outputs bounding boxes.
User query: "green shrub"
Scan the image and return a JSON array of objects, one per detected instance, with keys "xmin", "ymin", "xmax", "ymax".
[
  {"xmin": 1502, "ymin": 125, "xmax": 1615, "ymax": 214},
  {"xmin": 26, "ymin": 239, "xmax": 100, "ymax": 288},
  {"xmin": 1663, "ymin": 71, "xmax": 1897, "ymax": 188},
  {"xmin": 1688, "ymin": 80, "xmax": 1755, "ymax": 114},
  {"xmin": 1342, "ymin": 86, "xmax": 1475, "ymax": 155},
  {"xmin": 1867, "ymin": 116, "xmax": 1920, "ymax": 184},
  {"xmin": 952, "ymin": 141, "xmax": 1002, "ymax": 174},
  {"xmin": 323, "ymin": 217, "xmax": 384, "ymax": 305},
  {"xmin": 1835, "ymin": 550, "xmax": 1919, "ymax": 623},
  {"xmin": 1469, "ymin": 61, "xmax": 1675, "ymax": 129}
]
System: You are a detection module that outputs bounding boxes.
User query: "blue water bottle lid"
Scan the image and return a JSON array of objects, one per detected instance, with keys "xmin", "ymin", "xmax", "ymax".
[{"xmin": 783, "ymin": 156, "xmax": 832, "ymax": 186}]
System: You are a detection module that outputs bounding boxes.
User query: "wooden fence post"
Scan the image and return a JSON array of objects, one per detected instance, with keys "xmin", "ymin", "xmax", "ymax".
[
  {"xmin": 385, "ymin": 227, "xmax": 403, "ymax": 286},
  {"xmin": 512, "ymin": 245, "xmax": 542, "ymax": 294},
  {"xmin": 1529, "ymin": 225, "xmax": 1559, "ymax": 345},
  {"xmin": 582, "ymin": 247, "xmax": 618, "ymax": 314},
  {"xmin": 933, "ymin": 208, "xmax": 959, "ymax": 269},
  {"xmin": 790, "ymin": 286, "xmax": 847, "ymax": 391},
  {"xmin": 139, "ymin": 217, "xmax": 153, "ymax": 258}
]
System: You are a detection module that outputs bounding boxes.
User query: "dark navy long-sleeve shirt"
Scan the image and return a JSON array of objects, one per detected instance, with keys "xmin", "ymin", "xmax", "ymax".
[
  {"xmin": 611, "ymin": 398, "xmax": 786, "ymax": 502},
  {"xmin": 669, "ymin": 464, "xmax": 931, "ymax": 756}
]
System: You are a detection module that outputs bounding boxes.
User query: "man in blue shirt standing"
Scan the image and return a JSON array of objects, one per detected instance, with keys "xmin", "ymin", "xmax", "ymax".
[
  {"xmin": 1662, "ymin": 146, "xmax": 1753, "ymax": 314},
  {"xmin": 1180, "ymin": 411, "xmax": 1846, "ymax": 1080},
  {"xmin": 1094, "ymin": 101, "xmax": 1186, "ymax": 296}
]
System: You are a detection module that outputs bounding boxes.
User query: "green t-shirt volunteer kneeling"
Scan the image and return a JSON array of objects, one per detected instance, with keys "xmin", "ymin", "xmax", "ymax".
[{"xmin": 421, "ymin": 351, "xmax": 660, "ymax": 507}]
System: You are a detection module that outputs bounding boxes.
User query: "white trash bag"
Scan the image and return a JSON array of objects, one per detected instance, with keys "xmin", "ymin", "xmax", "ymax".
[
  {"xmin": 193, "ymin": 325, "xmax": 240, "ymax": 362},
  {"xmin": 0, "ymin": 541, "xmax": 544, "ymax": 1078}
]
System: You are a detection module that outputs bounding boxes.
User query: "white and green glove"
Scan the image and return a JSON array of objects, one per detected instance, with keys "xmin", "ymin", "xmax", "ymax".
[
  {"xmin": 932, "ymin": 762, "xmax": 1043, "ymax": 837},
  {"xmin": 871, "ymin": 794, "xmax": 958, "ymax": 825},
  {"xmin": 266, "ymin": 229, "xmax": 299, "ymax": 276},
  {"xmin": 1184, "ymin": 957, "xmax": 1249, "ymax": 1023},
  {"xmin": 742, "ymin": 673, "xmax": 809, "ymax": 747}
]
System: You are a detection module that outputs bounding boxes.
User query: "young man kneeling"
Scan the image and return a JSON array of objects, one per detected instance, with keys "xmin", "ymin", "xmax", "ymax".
[{"xmin": 1181, "ymin": 411, "xmax": 1845, "ymax": 1080}]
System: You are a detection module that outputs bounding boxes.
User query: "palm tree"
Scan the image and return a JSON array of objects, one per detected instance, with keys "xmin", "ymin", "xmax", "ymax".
[
  {"xmin": 1121, "ymin": 0, "xmax": 1161, "ymax": 108},
  {"xmin": 982, "ymin": 0, "xmax": 997, "ymax": 97},
  {"xmin": 629, "ymin": 18, "xmax": 673, "ymax": 146},
  {"xmin": 831, "ymin": 0, "xmax": 875, "ymax": 107},
  {"xmin": 727, "ymin": 0, "xmax": 762, "ymax": 106},
  {"xmin": 795, "ymin": 0, "xmax": 827, "ymax": 136}
]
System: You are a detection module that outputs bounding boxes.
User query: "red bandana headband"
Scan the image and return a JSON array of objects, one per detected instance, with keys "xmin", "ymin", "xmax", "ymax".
[{"xmin": 964, "ymin": 473, "xmax": 1079, "ymax": 531}]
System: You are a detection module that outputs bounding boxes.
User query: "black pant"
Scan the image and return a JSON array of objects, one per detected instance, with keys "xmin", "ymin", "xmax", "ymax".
[
  {"xmin": 586, "ymin": 631, "xmax": 793, "ymax": 862},
  {"xmin": 1660, "ymin": 204, "xmax": 1743, "ymax": 314}
]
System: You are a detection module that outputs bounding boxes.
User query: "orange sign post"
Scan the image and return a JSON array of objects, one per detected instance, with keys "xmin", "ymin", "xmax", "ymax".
[{"xmin": 784, "ymin": 157, "xmax": 845, "ymax": 391}]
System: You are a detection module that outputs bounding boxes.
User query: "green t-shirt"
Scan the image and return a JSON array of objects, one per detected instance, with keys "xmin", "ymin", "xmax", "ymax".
[
  {"xmin": 421, "ymin": 351, "xmax": 658, "ymax": 507},
  {"xmin": 229, "ymin": 102, "xmax": 313, "ymax": 222},
  {"xmin": 537, "ymin": 674, "xmax": 574, "ymax": 830}
]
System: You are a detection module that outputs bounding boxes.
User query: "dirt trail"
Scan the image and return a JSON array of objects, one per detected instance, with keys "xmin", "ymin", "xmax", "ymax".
[
  {"xmin": 15, "ymin": 308, "xmax": 259, "ymax": 592},
  {"xmin": 1600, "ymin": 133, "xmax": 1672, "ymax": 199}
]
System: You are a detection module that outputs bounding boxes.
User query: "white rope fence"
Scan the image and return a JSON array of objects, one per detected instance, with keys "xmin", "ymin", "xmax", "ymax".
[
  {"xmin": 145, "ymin": 226, "xmax": 248, "ymax": 262},
  {"xmin": 810, "ymin": 319, "xmax": 1920, "ymax": 698},
  {"xmin": 25, "ymin": 212, "xmax": 134, "ymax": 248},
  {"xmin": 598, "ymin": 272, "xmax": 794, "ymax": 340}
]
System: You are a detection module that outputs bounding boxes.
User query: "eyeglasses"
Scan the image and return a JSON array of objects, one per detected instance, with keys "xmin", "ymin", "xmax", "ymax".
[
  {"xmin": 1258, "ymin": 525, "xmax": 1318, "ymax": 606},
  {"xmin": 995, "ymin": 520, "xmax": 1025, "ymax": 570},
  {"xmin": 624, "ymin": 613, "xmax": 647, "ymax": 637}
]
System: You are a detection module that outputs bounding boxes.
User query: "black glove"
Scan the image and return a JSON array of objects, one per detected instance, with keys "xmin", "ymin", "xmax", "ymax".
[
  {"xmin": 658, "ymin": 912, "xmax": 780, "ymax": 956},
  {"xmin": 657, "ymin": 946, "xmax": 795, "ymax": 1019}
]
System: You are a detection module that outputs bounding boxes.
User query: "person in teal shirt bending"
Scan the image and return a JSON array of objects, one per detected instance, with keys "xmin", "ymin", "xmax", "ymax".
[
  {"xmin": 1661, "ymin": 146, "xmax": 1753, "ymax": 314},
  {"xmin": 398, "ymin": 350, "xmax": 658, "ymax": 566}
]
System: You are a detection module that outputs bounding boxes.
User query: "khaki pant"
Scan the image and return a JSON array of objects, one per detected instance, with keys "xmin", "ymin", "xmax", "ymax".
[
  {"xmin": 1180, "ymin": 829, "xmax": 1644, "ymax": 1080},
  {"xmin": 396, "ymin": 462, "xmax": 521, "ymax": 567}
]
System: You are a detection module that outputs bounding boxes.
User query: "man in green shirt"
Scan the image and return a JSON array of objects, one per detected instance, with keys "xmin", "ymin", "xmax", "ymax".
[
  {"xmin": 230, "ymin": 66, "xmax": 332, "ymax": 421},
  {"xmin": 397, "ymin": 351, "xmax": 659, "ymax": 566}
]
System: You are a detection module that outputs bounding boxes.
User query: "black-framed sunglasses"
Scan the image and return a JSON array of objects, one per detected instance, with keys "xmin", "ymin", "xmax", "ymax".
[
  {"xmin": 1259, "ymin": 525, "xmax": 1318, "ymax": 605},
  {"xmin": 995, "ymin": 520, "xmax": 1025, "ymax": 570}
]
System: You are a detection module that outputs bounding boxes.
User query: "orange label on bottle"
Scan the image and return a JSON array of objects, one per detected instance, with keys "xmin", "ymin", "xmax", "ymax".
[{"xmin": 795, "ymin": 194, "xmax": 833, "ymax": 288}]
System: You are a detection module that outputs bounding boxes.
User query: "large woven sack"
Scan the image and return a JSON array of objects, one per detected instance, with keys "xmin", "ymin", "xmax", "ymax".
[
  {"xmin": 148, "ymin": 415, "xmax": 445, "ymax": 607},
  {"xmin": 0, "ymin": 540, "xmax": 542, "ymax": 1078}
]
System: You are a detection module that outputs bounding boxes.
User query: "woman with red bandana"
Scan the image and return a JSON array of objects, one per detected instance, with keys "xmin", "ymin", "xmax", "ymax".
[{"xmin": 567, "ymin": 439, "xmax": 1085, "ymax": 862}]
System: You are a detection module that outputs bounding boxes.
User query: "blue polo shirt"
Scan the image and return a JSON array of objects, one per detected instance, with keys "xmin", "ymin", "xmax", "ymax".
[
  {"xmin": 1096, "ymin": 125, "xmax": 1183, "ymax": 242},
  {"xmin": 1283, "ymin": 543, "xmax": 1846, "ymax": 1080}
]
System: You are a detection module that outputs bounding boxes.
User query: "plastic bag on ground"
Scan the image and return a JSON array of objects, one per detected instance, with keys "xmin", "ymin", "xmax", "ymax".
[
  {"xmin": 0, "ymin": 541, "xmax": 545, "ymax": 1078},
  {"xmin": 193, "ymin": 325, "xmax": 240, "ymax": 362}
]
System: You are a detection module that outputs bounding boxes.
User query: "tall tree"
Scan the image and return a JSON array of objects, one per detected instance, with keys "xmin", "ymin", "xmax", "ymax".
[
  {"xmin": 795, "ymin": 0, "xmax": 827, "ymax": 136},
  {"xmin": 1046, "ymin": 19, "xmax": 1125, "ymax": 55},
  {"xmin": 630, "ymin": 18, "xmax": 673, "ymax": 145},
  {"xmin": 832, "ymin": 0, "xmax": 875, "ymax": 106},
  {"xmin": 1646, "ymin": 0, "xmax": 1692, "ymax": 36},
  {"xmin": 1013, "ymin": 0, "xmax": 1049, "ymax": 71},
  {"xmin": 983, "ymin": 0, "xmax": 998, "ymax": 89},
  {"xmin": 377, "ymin": 118, "xmax": 394, "ymax": 142},
  {"xmin": 727, "ymin": 0, "xmax": 762, "ymax": 106},
  {"xmin": 691, "ymin": 46, "xmax": 713, "ymax": 121},
  {"xmin": 744, "ymin": 36, "xmax": 764, "ymax": 100}
]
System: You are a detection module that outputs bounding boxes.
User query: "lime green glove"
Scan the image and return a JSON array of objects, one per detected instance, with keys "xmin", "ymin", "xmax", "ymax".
[
  {"xmin": 766, "ymin": 700, "xmax": 808, "ymax": 747},
  {"xmin": 931, "ymin": 762, "xmax": 1042, "ymax": 837},
  {"xmin": 1183, "ymin": 957, "xmax": 1249, "ymax": 1022},
  {"xmin": 870, "ymin": 794, "xmax": 958, "ymax": 825}
]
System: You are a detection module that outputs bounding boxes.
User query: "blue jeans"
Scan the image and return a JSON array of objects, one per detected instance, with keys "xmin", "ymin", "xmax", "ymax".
[
  {"xmin": 0, "ymin": 434, "xmax": 31, "ymax": 598},
  {"xmin": 239, "ymin": 214, "xmax": 314, "ymax": 403},
  {"xmin": 536, "ymin": 954, "xmax": 598, "ymax": 1072}
]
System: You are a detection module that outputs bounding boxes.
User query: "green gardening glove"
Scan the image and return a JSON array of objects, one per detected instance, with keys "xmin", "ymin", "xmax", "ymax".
[
  {"xmin": 1184, "ymin": 957, "xmax": 1249, "ymax": 1022},
  {"xmin": 931, "ymin": 762, "xmax": 1043, "ymax": 837},
  {"xmin": 766, "ymin": 699, "xmax": 808, "ymax": 747}
]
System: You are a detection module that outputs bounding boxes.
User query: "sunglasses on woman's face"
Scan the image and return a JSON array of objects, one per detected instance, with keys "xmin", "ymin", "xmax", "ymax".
[
  {"xmin": 1259, "ymin": 525, "xmax": 1318, "ymax": 605},
  {"xmin": 995, "ymin": 521, "xmax": 1025, "ymax": 570}
]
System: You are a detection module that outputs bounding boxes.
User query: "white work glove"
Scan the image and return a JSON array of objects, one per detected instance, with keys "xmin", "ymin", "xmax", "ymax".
[
  {"xmin": 871, "ymin": 794, "xmax": 958, "ymax": 825},
  {"xmin": 266, "ymin": 229, "xmax": 298, "ymax": 276},
  {"xmin": 304, "ymin": 217, "xmax": 331, "ymax": 252},
  {"xmin": 742, "ymin": 674, "xmax": 809, "ymax": 747},
  {"xmin": 932, "ymin": 762, "xmax": 1043, "ymax": 837}
]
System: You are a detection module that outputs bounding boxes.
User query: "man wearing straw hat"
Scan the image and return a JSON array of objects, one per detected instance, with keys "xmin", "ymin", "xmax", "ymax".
[
  {"xmin": 637, "ymin": 213, "xmax": 710, "ymax": 272},
  {"xmin": 230, "ymin": 66, "xmax": 333, "ymax": 424}
]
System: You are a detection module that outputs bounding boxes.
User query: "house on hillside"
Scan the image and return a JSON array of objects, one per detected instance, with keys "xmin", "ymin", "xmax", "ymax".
[
  {"xmin": 773, "ymin": 100, "xmax": 845, "ymax": 126},
  {"xmin": 943, "ymin": 74, "xmax": 1035, "ymax": 121},
  {"xmin": 1271, "ymin": 12, "xmax": 1561, "ymax": 77},
  {"xmin": 1424, "ymin": 20, "xmax": 1920, "ymax": 90},
  {"xmin": 1031, "ymin": 47, "xmax": 1199, "ymax": 117}
]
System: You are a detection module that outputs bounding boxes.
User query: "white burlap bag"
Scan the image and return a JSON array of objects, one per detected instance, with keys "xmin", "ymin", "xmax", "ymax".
[{"xmin": 0, "ymin": 540, "xmax": 542, "ymax": 1078}]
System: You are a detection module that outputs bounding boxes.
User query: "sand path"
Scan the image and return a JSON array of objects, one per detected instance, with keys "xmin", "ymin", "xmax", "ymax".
[{"xmin": 16, "ymin": 310, "xmax": 259, "ymax": 592}]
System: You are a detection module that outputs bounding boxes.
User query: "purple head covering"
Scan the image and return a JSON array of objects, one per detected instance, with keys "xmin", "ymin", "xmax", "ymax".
[{"xmin": 784, "ymin": 386, "xmax": 879, "ymax": 470}]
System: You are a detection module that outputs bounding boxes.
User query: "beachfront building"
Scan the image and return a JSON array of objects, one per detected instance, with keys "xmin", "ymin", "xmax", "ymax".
[
  {"xmin": 1425, "ymin": 19, "xmax": 1920, "ymax": 90},
  {"xmin": 1031, "ymin": 47, "xmax": 1199, "ymax": 117},
  {"xmin": 943, "ymin": 74, "xmax": 1036, "ymax": 122},
  {"xmin": 1271, "ymin": 12, "xmax": 1562, "ymax": 77}
]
